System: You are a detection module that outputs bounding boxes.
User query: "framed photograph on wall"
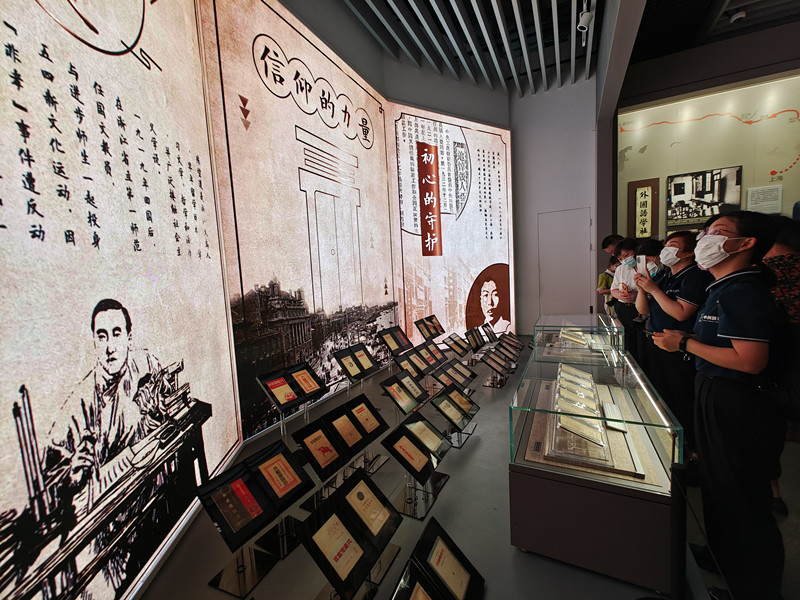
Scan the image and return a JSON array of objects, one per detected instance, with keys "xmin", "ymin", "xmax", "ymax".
[
  {"xmin": 666, "ymin": 166, "xmax": 742, "ymax": 231},
  {"xmin": 626, "ymin": 178, "xmax": 660, "ymax": 239}
]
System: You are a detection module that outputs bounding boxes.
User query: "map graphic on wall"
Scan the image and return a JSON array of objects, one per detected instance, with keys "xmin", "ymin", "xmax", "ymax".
[
  {"xmin": 666, "ymin": 166, "xmax": 742, "ymax": 229},
  {"xmin": 387, "ymin": 106, "xmax": 514, "ymax": 342},
  {"xmin": 0, "ymin": 1, "xmax": 240, "ymax": 599},
  {"xmin": 200, "ymin": 0, "xmax": 396, "ymax": 439}
]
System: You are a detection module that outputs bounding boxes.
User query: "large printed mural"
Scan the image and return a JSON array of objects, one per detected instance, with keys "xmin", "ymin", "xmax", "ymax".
[
  {"xmin": 0, "ymin": 1, "xmax": 240, "ymax": 598},
  {"xmin": 0, "ymin": 0, "xmax": 514, "ymax": 597}
]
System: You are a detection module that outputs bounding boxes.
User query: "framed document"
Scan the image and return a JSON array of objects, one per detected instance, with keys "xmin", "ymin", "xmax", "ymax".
[
  {"xmin": 450, "ymin": 361, "xmax": 476, "ymax": 383},
  {"xmin": 378, "ymin": 327, "xmax": 402, "ymax": 354},
  {"xmin": 480, "ymin": 323, "xmax": 498, "ymax": 343},
  {"xmin": 381, "ymin": 426, "xmax": 438, "ymax": 484},
  {"xmin": 415, "ymin": 318, "xmax": 433, "ymax": 340},
  {"xmin": 402, "ymin": 413, "xmax": 451, "ymax": 460},
  {"xmin": 417, "ymin": 346, "xmax": 437, "ymax": 366},
  {"xmin": 425, "ymin": 341, "xmax": 447, "ymax": 364},
  {"xmin": 300, "ymin": 499, "xmax": 380, "ymax": 598},
  {"xmin": 444, "ymin": 386, "xmax": 479, "ymax": 418},
  {"xmin": 197, "ymin": 465, "xmax": 276, "ymax": 551},
  {"xmin": 431, "ymin": 369, "xmax": 454, "ymax": 389},
  {"xmin": 292, "ymin": 421, "xmax": 348, "ymax": 481},
  {"xmin": 286, "ymin": 362, "xmax": 329, "ymax": 401},
  {"xmin": 401, "ymin": 348, "xmax": 434, "ymax": 375},
  {"xmin": 431, "ymin": 393, "xmax": 470, "ymax": 431},
  {"xmin": 499, "ymin": 333, "xmax": 523, "ymax": 350},
  {"xmin": 410, "ymin": 518, "xmax": 484, "ymax": 600},
  {"xmin": 465, "ymin": 328, "xmax": 484, "ymax": 352},
  {"xmin": 346, "ymin": 394, "xmax": 389, "ymax": 440},
  {"xmin": 427, "ymin": 315, "xmax": 445, "ymax": 336},
  {"xmin": 245, "ymin": 440, "xmax": 314, "ymax": 511},
  {"xmin": 395, "ymin": 355, "xmax": 421, "ymax": 379},
  {"xmin": 336, "ymin": 468, "xmax": 402, "ymax": 551},
  {"xmin": 391, "ymin": 560, "xmax": 444, "ymax": 600},
  {"xmin": 443, "ymin": 334, "xmax": 469, "ymax": 357},
  {"xmin": 392, "ymin": 326, "xmax": 413, "ymax": 350},
  {"xmin": 398, "ymin": 370, "xmax": 428, "ymax": 401},
  {"xmin": 480, "ymin": 352, "xmax": 509, "ymax": 375},
  {"xmin": 331, "ymin": 412, "xmax": 367, "ymax": 452},
  {"xmin": 380, "ymin": 375, "xmax": 419, "ymax": 414},
  {"xmin": 256, "ymin": 368, "xmax": 306, "ymax": 413},
  {"xmin": 352, "ymin": 343, "xmax": 378, "ymax": 374},
  {"xmin": 494, "ymin": 344, "xmax": 517, "ymax": 363}
]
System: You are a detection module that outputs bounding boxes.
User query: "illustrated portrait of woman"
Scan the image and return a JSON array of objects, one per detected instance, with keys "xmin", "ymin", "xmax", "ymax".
[{"xmin": 465, "ymin": 263, "xmax": 511, "ymax": 333}]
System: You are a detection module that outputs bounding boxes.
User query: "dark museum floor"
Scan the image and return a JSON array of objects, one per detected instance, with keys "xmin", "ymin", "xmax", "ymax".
[{"xmin": 144, "ymin": 339, "xmax": 798, "ymax": 600}]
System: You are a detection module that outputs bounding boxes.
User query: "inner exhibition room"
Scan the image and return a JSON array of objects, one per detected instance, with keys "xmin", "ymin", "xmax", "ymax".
[{"xmin": 1, "ymin": 1, "xmax": 799, "ymax": 600}]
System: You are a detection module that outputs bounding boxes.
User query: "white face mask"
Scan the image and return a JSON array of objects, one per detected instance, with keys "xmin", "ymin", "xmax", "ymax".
[
  {"xmin": 695, "ymin": 234, "xmax": 745, "ymax": 269},
  {"xmin": 659, "ymin": 246, "xmax": 681, "ymax": 267},
  {"xmin": 647, "ymin": 261, "xmax": 662, "ymax": 276},
  {"xmin": 621, "ymin": 256, "xmax": 636, "ymax": 269}
]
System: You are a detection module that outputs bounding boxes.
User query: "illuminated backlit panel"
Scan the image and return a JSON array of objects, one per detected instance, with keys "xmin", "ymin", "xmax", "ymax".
[
  {"xmin": 0, "ymin": 1, "xmax": 239, "ymax": 599},
  {"xmin": 386, "ymin": 105, "xmax": 514, "ymax": 343},
  {"xmin": 200, "ymin": 0, "xmax": 396, "ymax": 439}
]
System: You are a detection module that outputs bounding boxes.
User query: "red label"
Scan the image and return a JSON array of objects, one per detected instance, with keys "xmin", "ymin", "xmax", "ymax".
[{"xmin": 417, "ymin": 142, "xmax": 442, "ymax": 257}]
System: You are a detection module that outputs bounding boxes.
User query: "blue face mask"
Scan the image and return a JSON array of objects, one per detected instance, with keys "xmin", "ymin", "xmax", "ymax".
[{"xmin": 621, "ymin": 256, "xmax": 636, "ymax": 269}]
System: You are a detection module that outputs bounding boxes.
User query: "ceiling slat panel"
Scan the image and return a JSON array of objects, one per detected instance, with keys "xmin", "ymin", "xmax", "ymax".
[
  {"xmin": 407, "ymin": 0, "xmax": 461, "ymax": 78},
  {"xmin": 385, "ymin": 0, "xmax": 442, "ymax": 72},
  {"xmin": 470, "ymin": 0, "xmax": 509, "ymax": 93},
  {"xmin": 490, "ymin": 0, "xmax": 522, "ymax": 96},
  {"xmin": 551, "ymin": 0, "xmax": 562, "ymax": 87},
  {"xmin": 510, "ymin": 0, "xmax": 535, "ymax": 94},
  {"xmin": 570, "ymin": 0, "xmax": 577, "ymax": 83},
  {"xmin": 531, "ymin": 0, "xmax": 549, "ymax": 91},
  {"xmin": 364, "ymin": 0, "xmax": 421, "ymax": 67},
  {"xmin": 428, "ymin": 0, "xmax": 479, "ymax": 84},
  {"xmin": 343, "ymin": 0, "xmax": 401, "ymax": 61},
  {"xmin": 584, "ymin": 0, "xmax": 596, "ymax": 79},
  {"xmin": 450, "ymin": 0, "xmax": 495, "ymax": 88}
]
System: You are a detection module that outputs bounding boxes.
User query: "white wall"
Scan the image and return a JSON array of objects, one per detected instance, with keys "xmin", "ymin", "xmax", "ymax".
[{"xmin": 510, "ymin": 79, "xmax": 598, "ymax": 332}]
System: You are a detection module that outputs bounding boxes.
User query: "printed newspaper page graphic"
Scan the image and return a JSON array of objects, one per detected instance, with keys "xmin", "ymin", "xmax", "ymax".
[{"xmin": 0, "ymin": 1, "xmax": 239, "ymax": 599}]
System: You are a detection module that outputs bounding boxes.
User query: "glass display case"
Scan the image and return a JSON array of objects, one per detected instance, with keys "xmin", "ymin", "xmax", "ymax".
[
  {"xmin": 509, "ymin": 352, "xmax": 683, "ymax": 593},
  {"xmin": 532, "ymin": 313, "xmax": 624, "ymax": 365}
]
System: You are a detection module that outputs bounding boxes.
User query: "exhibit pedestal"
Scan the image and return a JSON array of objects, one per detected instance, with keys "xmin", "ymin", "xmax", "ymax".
[
  {"xmin": 448, "ymin": 421, "xmax": 477, "ymax": 449},
  {"xmin": 483, "ymin": 373, "xmax": 507, "ymax": 388},
  {"xmin": 391, "ymin": 472, "xmax": 449, "ymax": 520}
]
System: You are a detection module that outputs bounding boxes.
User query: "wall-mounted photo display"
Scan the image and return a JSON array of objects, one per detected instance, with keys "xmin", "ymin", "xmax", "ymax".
[
  {"xmin": 666, "ymin": 166, "xmax": 742, "ymax": 230},
  {"xmin": 292, "ymin": 421, "xmax": 349, "ymax": 482},
  {"xmin": 443, "ymin": 334, "xmax": 470, "ymax": 357},
  {"xmin": 244, "ymin": 440, "xmax": 315, "ymax": 512},
  {"xmin": 442, "ymin": 386, "xmax": 480, "ymax": 418},
  {"xmin": 380, "ymin": 425, "xmax": 440, "ymax": 485},
  {"xmin": 197, "ymin": 465, "xmax": 277, "ymax": 552},
  {"xmin": 345, "ymin": 395, "xmax": 390, "ymax": 440},
  {"xmin": 410, "ymin": 518, "xmax": 485, "ymax": 600},
  {"xmin": 399, "ymin": 348, "xmax": 436, "ymax": 376},
  {"xmin": 380, "ymin": 374, "xmax": 421, "ymax": 414},
  {"xmin": 465, "ymin": 328, "xmax": 485, "ymax": 352},
  {"xmin": 401, "ymin": 413, "xmax": 452, "ymax": 462},
  {"xmin": 480, "ymin": 323, "xmax": 499, "ymax": 343},
  {"xmin": 424, "ymin": 341, "xmax": 447, "ymax": 365},
  {"xmin": 391, "ymin": 559, "xmax": 448, "ymax": 600},
  {"xmin": 299, "ymin": 498, "xmax": 381, "ymax": 599},
  {"xmin": 430, "ymin": 392, "xmax": 471, "ymax": 432},
  {"xmin": 334, "ymin": 468, "xmax": 403, "ymax": 552}
]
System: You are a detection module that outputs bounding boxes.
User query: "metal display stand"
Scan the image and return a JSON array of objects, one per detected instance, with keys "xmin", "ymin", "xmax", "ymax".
[
  {"xmin": 483, "ymin": 372, "xmax": 507, "ymax": 388},
  {"xmin": 208, "ymin": 546, "xmax": 279, "ymax": 599},
  {"xmin": 312, "ymin": 543, "xmax": 401, "ymax": 600},
  {"xmin": 448, "ymin": 420, "xmax": 478, "ymax": 449},
  {"xmin": 390, "ymin": 472, "xmax": 450, "ymax": 521},
  {"xmin": 254, "ymin": 514, "xmax": 303, "ymax": 559}
]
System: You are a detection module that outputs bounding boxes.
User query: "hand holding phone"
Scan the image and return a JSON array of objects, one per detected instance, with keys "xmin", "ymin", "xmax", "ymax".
[{"xmin": 636, "ymin": 255, "xmax": 649, "ymax": 276}]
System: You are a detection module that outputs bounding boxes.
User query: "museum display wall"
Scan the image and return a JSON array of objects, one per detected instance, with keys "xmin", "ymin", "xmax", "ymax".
[
  {"xmin": 0, "ymin": 1, "xmax": 513, "ymax": 599},
  {"xmin": 617, "ymin": 73, "xmax": 800, "ymax": 238}
]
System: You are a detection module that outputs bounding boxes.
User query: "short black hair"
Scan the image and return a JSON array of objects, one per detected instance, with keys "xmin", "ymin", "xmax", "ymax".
[
  {"xmin": 635, "ymin": 238, "xmax": 663, "ymax": 257},
  {"xmin": 774, "ymin": 216, "xmax": 800, "ymax": 253},
  {"xmin": 608, "ymin": 256, "xmax": 620, "ymax": 267},
  {"xmin": 722, "ymin": 211, "xmax": 780, "ymax": 264},
  {"xmin": 612, "ymin": 238, "xmax": 637, "ymax": 259},
  {"xmin": 665, "ymin": 230, "xmax": 698, "ymax": 253},
  {"xmin": 602, "ymin": 234, "xmax": 624, "ymax": 251},
  {"xmin": 91, "ymin": 299, "xmax": 132, "ymax": 334}
]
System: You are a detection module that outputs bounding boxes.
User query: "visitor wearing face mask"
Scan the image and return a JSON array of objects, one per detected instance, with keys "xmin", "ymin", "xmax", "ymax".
[
  {"xmin": 633, "ymin": 231, "xmax": 712, "ymax": 476},
  {"xmin": 630, "ymin": 238, "xmax": 664, "ymax": 372},
  {"xmin": 609, "ymin": 238, "xmax": 641, "ymax": 361},
  {"xmin": 653, "ymin": 211, "xmax": 784, "ymax": 600}
]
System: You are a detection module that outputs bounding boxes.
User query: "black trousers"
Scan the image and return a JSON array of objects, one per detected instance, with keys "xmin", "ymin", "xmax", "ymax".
[
  {"xmin": 614, "ymin": 302, "xmax": 640, "ymax": 363},
  {"xmin": 644, "ymin": 336, "xmax": 697, "ymax": 453},
  {"xmin": 695, "ymin": 373, "xmax": 784, "ymax": 599}
]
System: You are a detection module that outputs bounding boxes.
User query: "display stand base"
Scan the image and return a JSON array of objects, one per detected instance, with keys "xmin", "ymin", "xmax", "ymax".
[
  {"xmin": 299, "ymin": 477, "xmax": 341, "ymax": 512},
  {"xmin": 254, "ymin": 515, "xmax": 302, "ymax": 559},
  {"xmin": 448, "ymin": 421, "xmax": 478, "ymax": 449},
  {"xmin": 363, "ymin": 451, "xmax": 390, "ymax": 476},
  {"xmin": 391, "ymin": 471, "xmax": 450, "ymax": 520},
  {"xmin": 483, "ymin": 373, "xmax": 507, "ymax": 388},
  {"xmin": 208, "ymin": 547, "xmax": 278, "ymax": 599}
]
